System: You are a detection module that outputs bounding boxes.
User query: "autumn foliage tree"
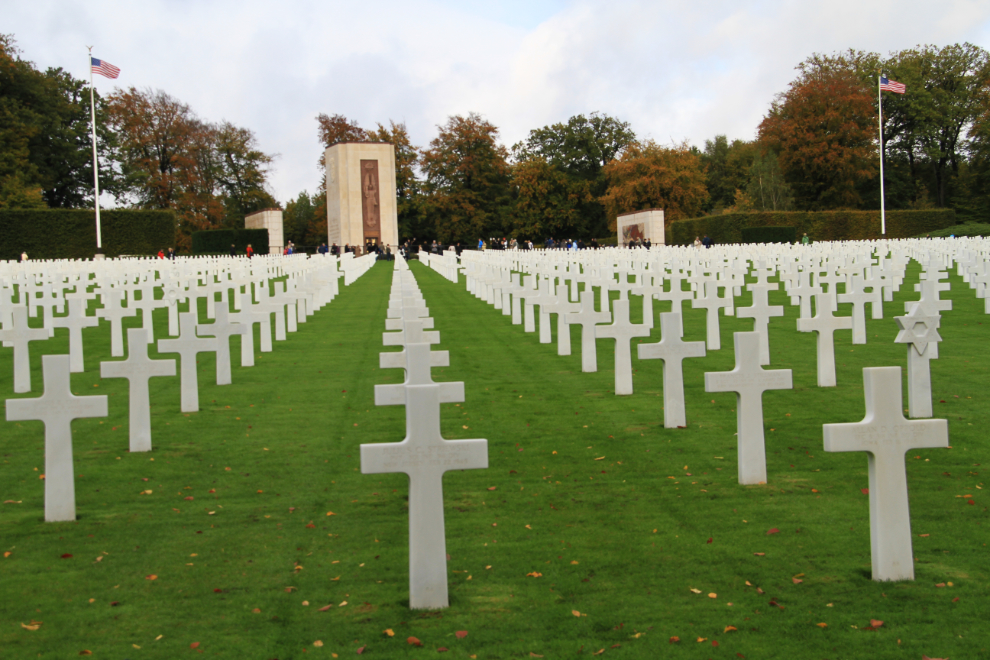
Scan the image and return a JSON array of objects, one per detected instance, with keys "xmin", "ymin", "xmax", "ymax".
[
  {"xmin": 106, "ymin": 87, "xmax": 275, "ymax": 249},
  {"xmin": 600, "ymin": 141, "xmax": 709, "ymax": 228},
  {"xmin": 758, "ymin": 67, "xmax": 877, "ymax": 210},
  {"xmin": 420, "ymin": 113, "xmax": 511, "ymax": 245}
]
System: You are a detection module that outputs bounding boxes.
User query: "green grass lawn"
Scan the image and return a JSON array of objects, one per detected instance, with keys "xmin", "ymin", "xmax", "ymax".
[{"xmin": 1, "ymin": 257, "xmax": 986, "ymax": 659}]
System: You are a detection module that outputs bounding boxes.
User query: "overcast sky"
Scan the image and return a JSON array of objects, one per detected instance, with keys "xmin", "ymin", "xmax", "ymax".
[{"xmin": 8, "ymin": 1, "xmax": 990, "ymax": 205}]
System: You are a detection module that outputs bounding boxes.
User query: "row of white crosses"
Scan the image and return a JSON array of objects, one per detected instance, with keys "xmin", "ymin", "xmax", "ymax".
[
  {"xmin": 441, "ymin": 239, "xmax": 966, "ymax": 582},
  {"xmin": 361, "ymin": 254, "xmax": 488, "ymax": 609},
  {"xmin": 2, "ymin": 253, "xmax": 359, "ymax": 523},
  {"xmin": 0, "ymin": 253, "xmax": 345, "ymax": 386}
]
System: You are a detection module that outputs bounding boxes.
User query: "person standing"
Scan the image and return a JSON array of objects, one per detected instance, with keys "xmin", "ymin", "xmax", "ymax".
[
  {"xmin": 20, "ymin": 251, "xmax": 28, "ymax": 262},
  {"xmin": 693, "ymin": 236, "xmax": 702, "ymax": 248},
  {"xmin": 168, "ymin": 247, "xmax": 176, "ymax": 260},
  {"xmin": 801, "ymin": 233, "xmax": 810, "ymax": 245},
  {"xmin": 158, "ymin": 249, "xmax": 165, "ymax": 259},
  {"xmin": 246, "ymin": 244, "xmax": 254, "ymax": 259},
  {"xmin": 230, "ymin": 243, "xmax": 237, "ymax": 257}
]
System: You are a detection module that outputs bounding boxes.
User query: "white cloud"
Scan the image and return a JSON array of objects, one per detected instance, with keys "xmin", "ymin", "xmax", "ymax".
[{"xmin": 7, "ymin": 0, "xmax": 990, "ymax": 203}]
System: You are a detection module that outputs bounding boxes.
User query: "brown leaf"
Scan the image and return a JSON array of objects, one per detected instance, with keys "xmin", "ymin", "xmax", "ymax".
[
  {"xmin": 21, "ymin": 623, "xmax": 40, "ymax": 631},
  {"xmin": 190, "ymin": 642, "xmax": 200, "ymax": 649},
  {"xmin": 383, "ymin": 628, "xmax": 394, "ymax": 637},
  {"xmin": 487, "ymin": 487, "xmax": 496, "ymax": 491},
  {"xmin": 437, "ymin": 648, "xmax": 448, "ymax": 653},
  {"xmin": 792, "ymin": 578, "xmax": 803, "ymax": 584},
  {"xmin": 935, "ymin": 583, "xmax": 946, "ymax": 588},
  {"xmin": 313, "ymin": 640, "xmax": 324, "ymax": 647},
  {"xmin": 356, "ymin": 646, "xmax": 365, "ymax": 654},
  {"xmin": 572, "ymin": 610, "xmax": 582, "ymax": 617},
  {"xmin": 526, "ymin": 572, "xmax": 542, "ymax": 577},
  {"xmin": 870, "ymin": 620, "xmax": 884, "ymax": 628},
  {"xmin": 455, "ymin": 630, "xmax": 468, "ymax": 639},
  {"xmin": 531, "ymin": 654, "xmax": 546, "ymax": 658},
  {"xmin": 766, "ymin": 528, "xmax": 779, "ymax": 535},
  {"xmin": 61, "ymin": 553, "xmax": 73, "ymax": 559},
  {"xmin": 145, "ymin": 574, "xmax": 157, "ymax": 580},
  {"xmin": 724, "ymin": 625, "xmax": 737, "ymax": 632},
  {"xmin": 407, "ymin": 637, "xmax": 422, "ymax": 647},
  {"xmin": 753, "ymin": 552, "xmax": 765, "ymax": 556},
  {"xmin": 669, "ymin": 636, "xmax": 680, "ymax": 643},
  {"xmin": 318, "ymin": 604, "xmax": 333, "ymax": 611},
  {"xmin": 816, "ymin": 623, "xmax": 828, "ymax": 628}
]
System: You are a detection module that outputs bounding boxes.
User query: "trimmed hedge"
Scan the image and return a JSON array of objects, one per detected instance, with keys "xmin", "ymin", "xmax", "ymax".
[
  {"xmin": 741, "ymin": 225, "xmax": 796, "ymax": 244},
  {"xmin": 191, "ymin": 228, "xmax": 269, "ymax": 255},
  {"xmin": 667, "ymin": 209, "xmax": 956, "ymax": 246},
  {"xmin": 0, "ymin": 209, "xmax": 175, "ymax": 261}
]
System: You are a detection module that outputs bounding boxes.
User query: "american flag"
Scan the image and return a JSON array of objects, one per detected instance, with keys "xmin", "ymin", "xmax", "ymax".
[
  {"xmin": 880, "ymin": 76, "xmax": 906, "ymax": 94},
  {"xmin": 91, "ymin": 57, "xmax": 120, "ymax": 79}
]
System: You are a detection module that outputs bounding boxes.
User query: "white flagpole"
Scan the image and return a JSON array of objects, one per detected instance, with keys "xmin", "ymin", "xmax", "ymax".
[
  {"xmin": 87, "ymin": 46, "xmax": 104, "ymax": 257},
  {"xmin": 878, "ymin": 74, "xmax": 886, "ymax": 237}
]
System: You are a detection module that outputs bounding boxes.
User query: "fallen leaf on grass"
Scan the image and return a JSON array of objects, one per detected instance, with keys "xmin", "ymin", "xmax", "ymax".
[
  {"xmin": 190, "ymin": 642, "xmax": 200, "ymax": 649},
  {"xmin": 690, "ymin": 588, "xmax": 701, "ymax": 594},
  {"xmin": 252, "ymin": 608, "xmax": 261, "ymax": 613},
  {"xmin": 696, "ymin": 637, "xmax": 707, "ymax": 643},
  {"xmin": 708, "ymin": 593, "xmax": 717, "ymax": 599},
  {"xmin": 724, "ymin": 626, "xmax": 737, "ymax": 632},
  {"xmin": 792, "ymin": 578, "xmax": 803, "ymax": 584},
  {"xmin": 437, "ymin": 648, "xmax": 448, "ymax": 652},
  {"xmin": 594, "ymin": 456, "xmax": 605, "ymax": 461},
  {"xmin": 407, "ymin": 637, "xmax": 422, "ymax": 646},
  {"xmin": 713, "ymin": 640, "xmax": 720, "ymax": 647},
  {"xmin": 572, "ymin": 610, "xmax": 582, "ymax": 617},
  {"xmin": 935, "ymin": 583, "xmax": 946, "ymax": 588},
  {"xmin": 753, "ymin": 553, "xmax": 765, "ymax": 557},
  {"xmin": 79, "ymin": 652, "xmax": 92, "ymax": 656},
  {"xmin": 319, "ymin": 604, "xmax": 333, "ymax": 611},
  {"xmin": 456, "ymin": 630, "xmax": 468, "ymax": 639},
  {"xmin": 21, "ymin": 622, "xmax": 41, "ymax": 631},
  {"xmin": 861, "ymin": 488, "xmax": 869, "ymax": 494},
  {"xmin": 487, "ymin": 487, "xmax": 497, "ymax": 491},
  {"xmin": 870, "ymin": 620, "xmax": 884, "ymax": 628},
  {"xmin": 532, "ymin": 653, "xmax": 546, "ymax": 658},
  {"xmin": 766, "ymin": 528, "xmax": 779, "ymax": 535},
  {"xmin": 61, "ymin": 554, "xmax": 73, "ymax": 559},
  {"xmin": 526, "ymin": 572, "xmax": 543, "ymax": 578},
  {"xmin": 4, "ymin": 552, "xmax": 11, "ymax": 558},
  {"xmin": 356, "ymin": 646, "xmax": 365, "ymax": 654},
  {"xmin": 146, "ymin": 574, "xmax": 157, "ymax": 580},
  {"xmin": 817, "ymin": 623, "xmax": 828, "ymax": 628},
  {"xmin": 314, "ymin": 640, "xmax": 324, "ymax": 647},
  {"xmin": 669, "ymin": 636, "xmax": 680, "ymax": 643}
]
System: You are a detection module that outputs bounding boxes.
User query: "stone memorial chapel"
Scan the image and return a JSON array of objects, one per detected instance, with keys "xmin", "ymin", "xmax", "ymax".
[{"xmin": 325, "ymin": 142, "xmax": 399, "ymax": 252}]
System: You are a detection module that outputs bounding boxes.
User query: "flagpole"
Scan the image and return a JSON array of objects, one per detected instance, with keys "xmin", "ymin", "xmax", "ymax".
[
  {"xmin": 88, "ymin": 46, "xmax": 104, "ymax": 259},
  {"xmin": 878, "ymin": 73, "xmax": 886, "ymax": 237}
]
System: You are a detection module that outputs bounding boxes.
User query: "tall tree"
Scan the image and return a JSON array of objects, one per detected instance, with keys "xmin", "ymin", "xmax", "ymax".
[
  {"xmin": 699, "ymin": 135, "xmax": 758, "ymax": 211},
  {"xmin": 509, "ymin": 157, "xmax": 592, "ymax": 240},
  {"xmin": 883, "ymin": 43, "xmax": 990, "ymax": 207},
  {"xmin": 420, "ymin": 113, "xmax": 511, "ymax": 244},
  {"xmin": 513, "ymin": 112, "xmax": 635, "ymax": 237},
  {"xmin": 744, "ymin": 153, "xmax": 794, "ymax": 211},
  {"xmin": 758, "ymin": 66, "xmax": 877, "ymax": 210},
  {"xmin": 0, "ymin": 34, "xmax": 118, "ymax": 208},
  {"xmin": 107, "ymin": 87, "xmax": 275, "ymax": 248},
  {"xmin": 601, "ymin": 140, "xmax": 709, "ymax": 227}
]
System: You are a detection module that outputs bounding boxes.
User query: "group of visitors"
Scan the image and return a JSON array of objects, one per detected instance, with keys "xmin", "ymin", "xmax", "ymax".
[{"xmin": 156, "ymin": 248, "xmax": 177, "ymax": 259}]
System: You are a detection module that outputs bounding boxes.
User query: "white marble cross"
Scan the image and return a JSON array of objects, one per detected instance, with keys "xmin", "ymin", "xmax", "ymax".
[
  {"xmin": 97, "ymin": 288, "xmax": 137, "ymax": 357},
  {"xmin": 196, "ymin": 304, "xmax": 247, "ymax": 386},
  {"xmin": 638, "ymin": 312, "xmax": 706, "ymax": 427},
  {"xmin": 568, "ymin": 290, "xmax": 610, "ymax": 373},
  {"xmin": 691, "ymin": 280, "xmax": 730, "ymax": 350},
  {"xmin": 837, "ymin": 275, "xmax": 873, "ymax": 345},
  {"xmin": 362, "ymin": 342, "xmax": 488, "ymax": 610},
  {"xmin": 6, "ymin": 355, "xmax": 107, "ymax": 521},
  {"xmin": 736, "ymin": 283, "xmax": 784, "ymax": 365},
  {"xmin": 796, "ymin": 292, "xmax": 853, "ymax": 387},
  {"xmin": 100, "ymin": 328, "xmax": 176, "ymax": 452},
  {"xmin": 51, "ymin": 297, "xmax": 99, "ymax": 373},
  {"xmin": 157, "ymin": 312, "xmax": 219, "ymax": 412},
  {"xmin": 552, "ymin": 286, "xmax": 582, "ymax": 356},
  {"xmin": 0, "ymin": 306, "xmax": 49, "ymax": 392},
  {"xmin": 656, "ymin": 275, "xmax": 694, "ymax": 315},
  {"xmin": 595, "ymin": 298, "xmax": 650, "ymax": 395},
  {"xmin": 823, "ymin": 366, "xmax": 948, "ymax": 581},
  {"xmin": 705, "ymin": 332, "xmax": 793, "ymax": 484},
  {"xmin": 894, "ymin": 304, "xmax": 942, "ymax": 418}
]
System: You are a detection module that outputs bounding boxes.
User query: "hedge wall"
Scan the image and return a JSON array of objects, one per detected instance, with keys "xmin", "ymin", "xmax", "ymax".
[
  {"xmin": 741, "ymin": 226, "xmax": 796, "ymax": 244},
  {"xmin": 191, "ymin": 228, "xmax": 269, "ymax": 255},
  {"xmin": 667, "ymin": 209, "xmax": 956, "ymax": 246},
  {"xmin": 0, "ymin": 209, "xmax": 176, "ymax": 261}
]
